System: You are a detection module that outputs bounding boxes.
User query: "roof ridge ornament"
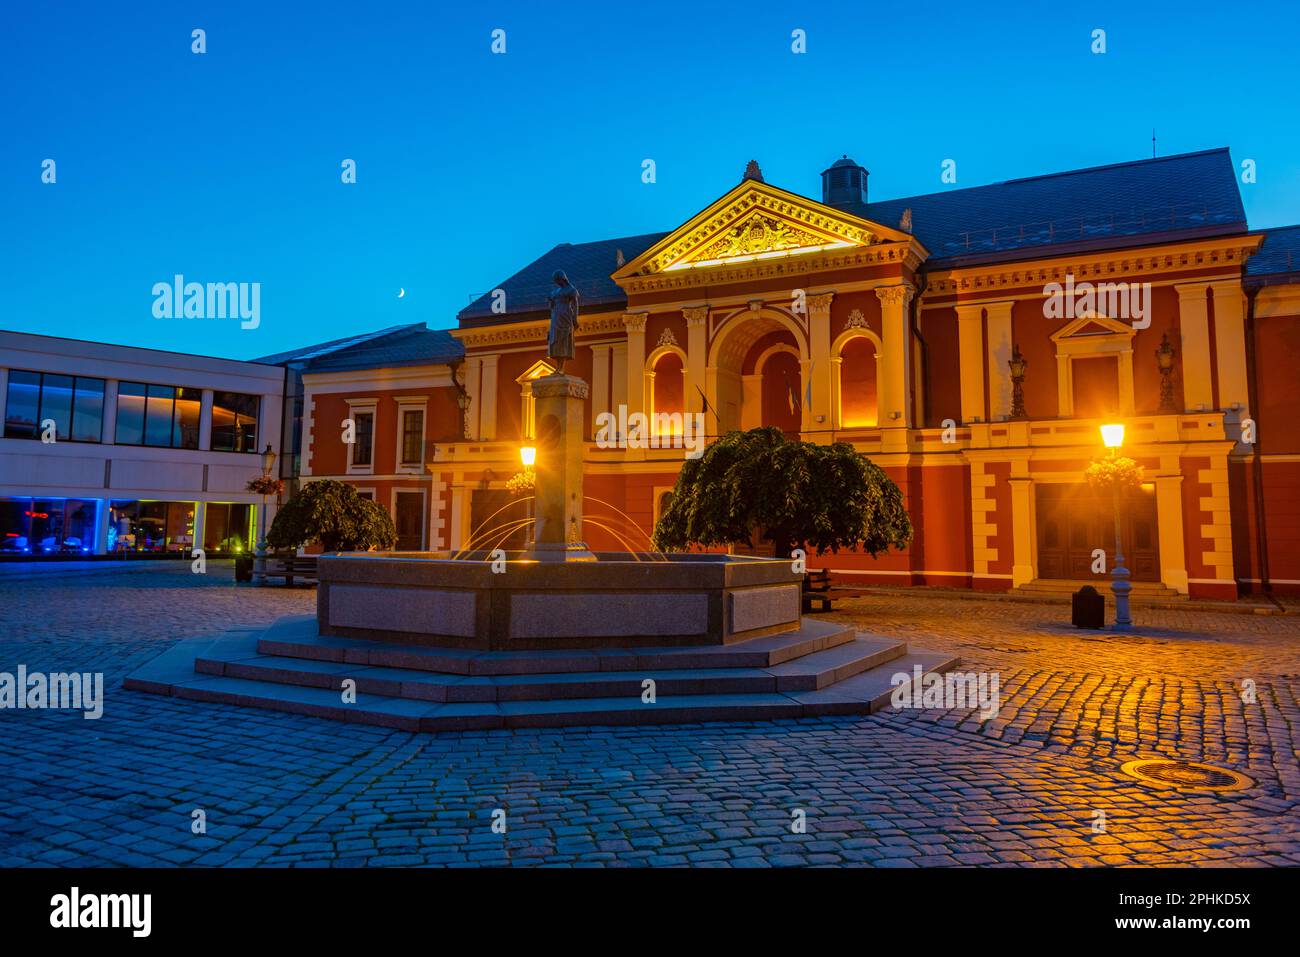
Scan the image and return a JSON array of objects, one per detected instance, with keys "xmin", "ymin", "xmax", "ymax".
[{"xmin": 743, "ymin": 160, "xmax": 764, "ymax": 182}]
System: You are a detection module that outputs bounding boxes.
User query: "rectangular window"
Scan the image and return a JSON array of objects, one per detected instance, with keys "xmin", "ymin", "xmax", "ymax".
[
  {"xmin": 115, "ymin": 382, "xmax": 147, "ymax": 444},
  {"xmin": 40, "ymin": 374, "xmax": 74, "ymax": 440},
  {"xmin": 211, "ymin": 391, "xmax": 259, "ymax": 453},
  {"xmin": 4, "ymin": 370, "xmax": 106, "ymax": 442},
  {"xmin": 115, "ymin": 381, "xmax": 200, "ymax": 448},
  {"xmin": 71, "ymin": 377, "xmax": 105, "ymax": 442},
  {"xmin": 351, "ymin": 411, "xmax": 374, "ymax": 467},
  {"xmin": 144, "ymin": 384, "xmax": 176, "ymax": 447},
  {"xmin": 3, "ymin": 371, "xmax": 41, "ymax": 439},
  {"xmin": 401, "ymin": 409, "xmax": 424, "ymax": 465},
  {"xmin": 172, "ymin": 387, "xmax": 201, "ymax": 449}
]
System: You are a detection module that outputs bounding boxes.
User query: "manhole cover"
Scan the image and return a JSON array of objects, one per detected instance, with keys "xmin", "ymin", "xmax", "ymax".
[{"xmin": 1120, "ymin": 759, "xmax": 1253, "ymax": 792}]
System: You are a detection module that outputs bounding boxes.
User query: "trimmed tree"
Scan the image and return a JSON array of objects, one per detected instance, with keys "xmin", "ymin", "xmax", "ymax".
[
  {"xmin": 267, "ymin": 479, "xmax": 397, "ymax": 553},
  {"xmin": 652, "ymin": 426, "xmax": 912, "ymax": 558}
]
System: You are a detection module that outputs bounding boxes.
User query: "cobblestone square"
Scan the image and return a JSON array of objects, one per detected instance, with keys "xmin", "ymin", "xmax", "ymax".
[{"xmin": 1, "ymin": 562, "xmax": 1296, "ymax": 867}]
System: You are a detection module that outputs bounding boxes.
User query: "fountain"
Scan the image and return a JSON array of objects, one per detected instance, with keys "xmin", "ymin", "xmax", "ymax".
[{"xmin": 124, "ymin": 275, "xmax": 957, "ymax": 728}]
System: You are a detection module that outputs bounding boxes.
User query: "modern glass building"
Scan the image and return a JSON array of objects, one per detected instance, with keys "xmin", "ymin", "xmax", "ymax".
[{"xmin": 0, "ymin": 330, "xmax": 286, "ymax": 557}]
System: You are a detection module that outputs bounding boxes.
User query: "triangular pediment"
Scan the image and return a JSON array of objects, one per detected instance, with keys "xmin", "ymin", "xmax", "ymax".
[
  {"xmin": 1051, "ymin": 314, "xmax": 1136, "ymax": 341},
  {"xmin": 516, "ymin": 358, "xmax": 556, "ymax": 383},
  {"xmin": 613, "ymin": 180, "xmax": 916, "ymax": 279}
]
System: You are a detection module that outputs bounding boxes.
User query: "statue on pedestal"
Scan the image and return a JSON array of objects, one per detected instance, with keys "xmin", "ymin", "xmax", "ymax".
[{"xmin": 546, "ymin": 270, "xmax": 579, "ymax": 373}]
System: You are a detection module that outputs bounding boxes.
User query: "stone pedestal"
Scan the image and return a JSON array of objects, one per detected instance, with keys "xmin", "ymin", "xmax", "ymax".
[{"xmin": 526, "ymin": 373, "xmax": 596, "ymax": 562}]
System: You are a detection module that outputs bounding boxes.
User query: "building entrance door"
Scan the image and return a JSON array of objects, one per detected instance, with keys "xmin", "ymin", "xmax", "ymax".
[{"xmin": 1035, "ymin": 483, "xmax": 1160, "ymax": 582}]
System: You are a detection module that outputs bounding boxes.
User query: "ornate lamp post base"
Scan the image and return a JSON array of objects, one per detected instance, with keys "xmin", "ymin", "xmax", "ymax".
[{"xmin": 253, "ymin": 497, "xmax": 268, "ymax": 586}]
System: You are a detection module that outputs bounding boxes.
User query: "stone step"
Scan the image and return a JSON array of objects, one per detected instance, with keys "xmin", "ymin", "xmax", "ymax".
[
  {"xmin": 124, "ymin": 633, "xmax": 960, "ymax": 731},
  {"xmin": 1014, "ymin": 580, "xmax": 1183, "ymax": 599},
  {"xmin": 255, "ymin": 614, "xmax": 858, "ymax": 676},
  {"xmin": 789, "ymin": 651, "xmax": 963, "ymax": 714},
  {"xmin": 194, "ymin": 635, "xmax": 908, "ymax": 703}
]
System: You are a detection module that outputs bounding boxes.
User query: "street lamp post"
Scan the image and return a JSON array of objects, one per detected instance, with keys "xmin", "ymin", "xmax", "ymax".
[
  {"xmin": 254, "ymin": 443, "xmax": 277, "ymax": 586},
  {"xmin": 1100, "ymin": 423, "xmax": 1131, "ymax": 629},
  {"xmin": 520, "ymin": 446, "xmax": 536, "ymax": 548}
]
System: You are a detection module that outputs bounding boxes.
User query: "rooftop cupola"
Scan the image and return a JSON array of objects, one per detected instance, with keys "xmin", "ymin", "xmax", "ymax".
[{"xmin": 821, "ymin": 155, "xmax": 868, "ymax": 208}]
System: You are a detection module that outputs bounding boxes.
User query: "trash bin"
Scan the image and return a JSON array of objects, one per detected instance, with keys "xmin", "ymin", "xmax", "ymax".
[
  {"xmin": 234, "ymin": 555, "xmax": 254, "ymax": 583},
  {"xmin": 1072, "ymin": 585, "xmax": 1104, "ymax": 629}
]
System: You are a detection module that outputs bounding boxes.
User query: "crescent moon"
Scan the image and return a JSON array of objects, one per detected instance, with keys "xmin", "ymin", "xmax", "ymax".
[{"xmin": 397, "ymin": 288, "xmax": 405, "ymax": 298}]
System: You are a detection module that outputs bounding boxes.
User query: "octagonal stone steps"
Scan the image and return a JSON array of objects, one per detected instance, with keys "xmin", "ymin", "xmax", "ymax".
[
  {"xmin": 255, "ymin": 615, "xmax": 860, "ymax": 675},
  {"xmin": 124, "ymin": 616, "xmax": 961, "ymax": 731}
]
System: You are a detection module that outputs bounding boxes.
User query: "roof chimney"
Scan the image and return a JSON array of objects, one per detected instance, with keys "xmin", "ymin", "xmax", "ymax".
[{"xmin": 821, "ymin": 155, "xmax": 868, "ymax": 209}]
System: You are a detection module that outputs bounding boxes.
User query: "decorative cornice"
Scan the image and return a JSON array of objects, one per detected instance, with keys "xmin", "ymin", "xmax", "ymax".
[
  {"xmin": 924, "ymin": 237, "xmax": 1262, "ymax": 297},
  {"xmin": 454, "ymin": 313, "xmax": 629, "ymax": 349},
  {"xmin": 532, "ymin": 375, "xmax": 590, "ymax": 400},
  {"xmin": 622, "ymin": 242, "xmax": 918, "ymax": 296}
]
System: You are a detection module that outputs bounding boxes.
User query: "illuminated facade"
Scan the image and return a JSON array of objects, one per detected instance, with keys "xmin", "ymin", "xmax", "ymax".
[{"xmin": 297, "ymin": 149, "xmax": 1300, "ymax": 598}]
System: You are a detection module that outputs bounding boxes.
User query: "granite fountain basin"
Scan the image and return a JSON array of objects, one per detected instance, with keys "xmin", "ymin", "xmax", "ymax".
[{"xmin": 316, "ymin": 552, "xmax": 803, "ymax": 650}]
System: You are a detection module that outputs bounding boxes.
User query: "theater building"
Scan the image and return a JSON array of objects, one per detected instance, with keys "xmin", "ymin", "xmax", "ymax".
[
  {"xmin": 297, "ymin": 148, "xmax": 1300, "ymax": 599},
  {"xmin": 0, "ymin": 330, "xmax": 286, "ymax": 557}
]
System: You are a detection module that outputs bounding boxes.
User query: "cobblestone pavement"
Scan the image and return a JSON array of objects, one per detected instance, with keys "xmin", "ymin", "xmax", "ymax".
[{"xmin": 0, "ymin": 563, "xmax": 1296, "ymax": 867}]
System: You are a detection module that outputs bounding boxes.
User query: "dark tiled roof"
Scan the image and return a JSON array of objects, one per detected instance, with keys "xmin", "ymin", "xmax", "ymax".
[
  {"xmin": 254, "ymin": 323, "xmax": 422, "ymax": 365},
  {"xmin": 459, "ymin": 232, "xmax": 666, "ymax": 323},
  {"xmin": 458, "ymin": 148, "xmax": 1247, "ymax": 325},
  {"xmin": 850, "ymin": 148, "xmax": 1245, "ymax": 264},
  {"xmin": 259, "ymin": 323, "xmax": 463, "ymax": 373},
  {"xmin": 1247, "ymin": 225, "xmax": 1300, "ymax": 278}
]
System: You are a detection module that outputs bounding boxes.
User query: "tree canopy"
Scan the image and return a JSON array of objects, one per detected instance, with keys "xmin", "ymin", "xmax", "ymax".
[
  {"xmin": 267, "ymin": 479, "xmax": 397, "ymax": 553},
  {"xmin": 651, "ymin": 426, "xmax": 912, "ymax": 558}
]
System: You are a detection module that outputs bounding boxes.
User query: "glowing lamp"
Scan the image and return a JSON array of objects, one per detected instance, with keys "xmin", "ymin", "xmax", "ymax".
[
  {"xmin": 260, "ymin": 443, "xmax": 277, "ymax": 478},
  {"xmin": 1100, "ymin": 423, "xmax": 1125, "ymax": 449},
  {"xmin": 520, "ymin": 446, "xmax": 536, "ymax": 467}
]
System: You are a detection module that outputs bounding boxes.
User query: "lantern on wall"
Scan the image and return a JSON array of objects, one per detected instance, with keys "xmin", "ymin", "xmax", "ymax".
[
  {"xmin": 1008, "ymin": 345, "xmax": 1029, "ymax": 420},
  {"xmin": 1156, "ymin": 332, "xmax": 1178, "ymax": 412}
]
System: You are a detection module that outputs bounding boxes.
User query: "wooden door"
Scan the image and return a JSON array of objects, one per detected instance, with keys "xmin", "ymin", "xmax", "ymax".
[{"xmin": 1035, "ymin": 483, "xmax": 1159, "ymax": 582}]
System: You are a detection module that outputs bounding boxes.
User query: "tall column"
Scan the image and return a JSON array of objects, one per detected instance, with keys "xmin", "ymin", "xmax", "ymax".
[
  {"xmin": 799, "ymin": 358, "xmax": 815, "ymax": 434},
  {"xmin": 875, "ymin": 284, "xmax": 915, "ymax": 429},
  {"xmin": 984, "ymin": 301, "xmax": 1015, "ymax": 421},
  {"xmin": 1175, "ymin": 283, "xmax": 1214, "ymax": 411},
  {"xmin": 683, "ymin": 306, "xmax": 708, "ymax": 419},
  {"xmin": 954, "ymin": 304, "xmax": 986, "ymax": 424},
  {"xmin": 192, "ymin": 502, "xmax": 206, "ymax": 557},
  {"xmin": 464, "ymin": 356, "xmax": 484, "ymax": 439},
  {"xmin": 1209, "ymin": 280, "xmax": 1250, "ymax": 413},
  {"xmin": 94, "ymin": 498, "xmax": 111, "ymax": 555},
  {"xmin": 0, "ymin": 368, "xmax": 8, "ymax": 428},
  {"xmin": 807, "ymin": 292, "xmax": 834, "ymax": 441},
  {"xmin": 479, "ymin": 355, "xmax": 499, "ymax": 440},
  {"xmin": 610, "ymin": 342, "xmax": 628, "ymax": 424},
  {"xmin": 448, "ymin": 475, "xmax": 468, "ymax": 550},
  {"xmin": 198, "ymin": 389, "xmax": 214, "ymax": 450},
  {"xmin": 623, "ymin": 313, "xmax": 648, "ymax": 420},
  {"xmin": 589, "ymin": 343, "xmax": 611, "ymax": 439},
  {"xmin": 1155, "ymin": 466, "xmax": 1189, "ymax": 595},
  {"xmin": 1008, "ymin": 475, "xmax": 1034, "ymax": 587}
]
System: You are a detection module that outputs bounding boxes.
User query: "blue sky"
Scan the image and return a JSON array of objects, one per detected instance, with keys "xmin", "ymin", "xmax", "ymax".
[{"xmin": 3, "ymin": 0, "xmax": 1297, "ymax": 361}]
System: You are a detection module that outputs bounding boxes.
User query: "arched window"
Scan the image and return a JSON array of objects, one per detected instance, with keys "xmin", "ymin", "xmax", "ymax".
[
  {"xmin": 648, "ymin": 349, "xmax": 685, "ymax": 435},
  {"xmin": 832, "ymin": 328, "xmax": 882, "ymax": 430},
  {"xmin": 838, "ymin": 335, "xmax": 878, "ymax": 427}
]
